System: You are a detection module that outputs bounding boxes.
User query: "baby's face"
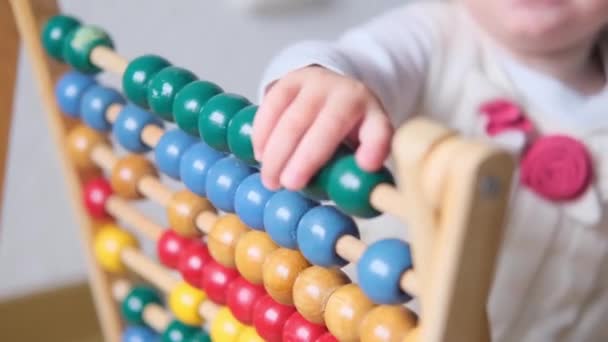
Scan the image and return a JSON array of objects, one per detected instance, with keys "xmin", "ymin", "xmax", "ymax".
[{"xmin": 463, "ymin": 0, "xmax": 608, "ymax": 54}]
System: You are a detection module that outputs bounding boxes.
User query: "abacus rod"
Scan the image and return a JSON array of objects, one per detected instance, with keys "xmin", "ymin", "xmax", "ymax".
[
  {"xmin": 105, "ymin": 196, "xmax": 163, "ymax": 241},
  {"xmin": 117, "ymin": 246, "xmax": 222, "ymax": 322}
]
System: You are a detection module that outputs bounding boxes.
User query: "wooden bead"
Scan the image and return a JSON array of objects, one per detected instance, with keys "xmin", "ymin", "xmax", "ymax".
[
  {"xmin": 111, "ymin": 155, "xmax": 157, "ymax": 199},
  {"xmin": 401, "ymin": 327, "xmax": 419, "ymax": 342},
  {"xmin": 360, "ymin": 306, "xmax": 417, "ymax": 342},
  {"xmin": 210, "ymin": 307, "xmax": 245, "ymax": 342},
  {"xmin": 93, "ymin": 224, "xmax": 138, "ymax": 273},
  {"xmin": 208, "ymin": 214, "xmax": 249, "ymax": 268},
  {"xmin": 235, "ymin": 231, "xmax": 278, "ymax": 284},
  {"xmin": 293, "ymin": 266, "xmax": 349, "ymax": 325},
  {"xmin": 67, "ymin": 125, "xmax": 108, "ymax": 170},
  {"xmin": 263, "ymin": 248, "xmax": 310, "ymax": 305},
  {"xmin": 168, "ymin": 281, "xmax": 207, "ymax": 326},
  {"xmin": 167, "ymin": 189, "xmax": 214, "ymax": 237},
  {"xmin": 324, "ymin": 284, "xmax": 376, "ymax": 342}
]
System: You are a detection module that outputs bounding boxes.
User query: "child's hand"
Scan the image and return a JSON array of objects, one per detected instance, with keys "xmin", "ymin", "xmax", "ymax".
[{"xmin": 253, "ymin": 66, "xmax": 393, "ymax": 191}]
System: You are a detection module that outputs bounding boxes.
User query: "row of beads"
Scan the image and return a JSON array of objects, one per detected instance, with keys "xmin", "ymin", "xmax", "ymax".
[
  {"xmin": 62, "ymin": 72, "xmax": 416, "ymax": 306},
  {"xmin": 45, "ymin": 13, "xmax": 393, "ymax": 218}
]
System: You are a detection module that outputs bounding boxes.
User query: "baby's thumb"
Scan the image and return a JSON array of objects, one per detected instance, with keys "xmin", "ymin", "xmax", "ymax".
[{"xmin": 355, "ymin": 109, "xmax": 393, "ymax": 172}]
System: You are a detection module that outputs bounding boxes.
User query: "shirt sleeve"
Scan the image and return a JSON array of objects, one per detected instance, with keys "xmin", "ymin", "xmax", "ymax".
[{"xmin": 258, "ymin": 3, "xmax": 443, "ymax": 125}]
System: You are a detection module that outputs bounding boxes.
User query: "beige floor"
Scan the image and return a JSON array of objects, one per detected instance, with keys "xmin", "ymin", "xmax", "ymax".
[{"xmin": 0, "ymin": 283, "xmax": 102, "ymax": 342}]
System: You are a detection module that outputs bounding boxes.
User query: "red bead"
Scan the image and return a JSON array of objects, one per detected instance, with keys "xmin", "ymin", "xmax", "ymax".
[
  {"xmin": 315, "ymin": 332, "xmax": 338, "ymax": 342},
  {"xmin": 253, "ymin": 294, "xmax": 296, "ymax": 342},
  {"xmin": 479, "ymin": 99, "xmax": 534, "ymax": 136},
  {"xmin": 177, "ymin": 240, "xmax": 211, "ymax": 288},
  {"xmin": 226, "ymin": 276, "xmax": 266, "ymax": 324},
  {"xmin": 521, "ymin": 135, "xmax": 593, "ymax": 201},
  {"xmin": 283, "ymin": 312, "xmax": 328, "ymax": 342},
  {"xmin": 157, "ymin": 230, "xmax": 193, "ymax": 269},
  {"xmin": 84, "ymin": 177, "xmax": 113, "ymax": 219},
  {"xmin": 201, "ymin": 259, "xmax": 239, "ymax": 304}
]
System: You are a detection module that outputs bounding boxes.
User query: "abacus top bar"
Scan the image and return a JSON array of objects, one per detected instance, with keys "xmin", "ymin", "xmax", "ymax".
[{"xmin": 41, "ymin": 14, "xmax": 400, "ymax": 219}]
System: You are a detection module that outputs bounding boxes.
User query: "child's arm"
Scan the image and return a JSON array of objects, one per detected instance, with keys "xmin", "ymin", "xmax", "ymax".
[{"xmin": 253, "ymin": 3, "xmax": 443, "ymax": 190}]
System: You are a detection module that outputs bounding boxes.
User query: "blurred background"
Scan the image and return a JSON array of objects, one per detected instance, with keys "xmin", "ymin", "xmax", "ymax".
[{"xmin": 1, "ymin": 0, "xmax": 405, "ymax": 340}]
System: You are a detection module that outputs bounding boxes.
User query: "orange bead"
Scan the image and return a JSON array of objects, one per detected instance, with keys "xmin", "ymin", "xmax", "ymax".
[
  {"xmin": 235, "ymin": 231, "xmax": 278, "ymax": 284},
  {"xmin": 402, "ymin": 326, "xmax": 419, "ymax": 342},
  {"xmin": 67, "ymin": 125, "xmax": 108, "ymax": 170},
  {"xmin": 167, "ymin": 189, "xmax": 215, "ymax": 237},
  {"xmin": 324, "ymin": 284, "xmax": 376, "ymax": 342},
  {"xmin": 360, "ymin": 305, "xmax": 417, "ymax": 342},
  {"xmin": 110, "ymin": 154, "xmax": 157, "ymax": 199},
  {"xmin": 293, "ymin": 266, "xmax": 349, "ymax": 325},
  {"xmin": 262, "ymin": 248, "xmax": 310, "ymax": 305},
  {"xmin": 208, "ymin": 214, "xmax": 249, "ymax": 268}
]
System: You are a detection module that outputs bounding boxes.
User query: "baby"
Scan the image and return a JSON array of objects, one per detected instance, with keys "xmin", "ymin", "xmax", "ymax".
[{"xmin": 252, "ymin": 0, "xmax": 608, "ymax": 341}]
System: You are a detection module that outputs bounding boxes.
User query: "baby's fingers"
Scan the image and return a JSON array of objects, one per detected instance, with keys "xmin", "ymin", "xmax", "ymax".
[
  {"xmin": 280, "ymin": 96, "xmax": 363, "ymax": 190},
  {"xmin": 355, "ymin": 108, "xmax": 393, "ymax": 172},
  {"xmin": 260, "ymin": 89, "xmax": 324, "ymax": 190},
  {"xmin": 253, "ymin": 80, "xmax": 300, "ymax": 160}
]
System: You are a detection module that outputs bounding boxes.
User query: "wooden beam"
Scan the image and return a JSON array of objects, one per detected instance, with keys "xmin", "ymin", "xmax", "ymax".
[
  {"xmin": 0, "ymin": 0, "xmax": 20, "ymax": 236},
  {"xmin": 8, "ymin": 1, "xmax": 123, "ymax": 341}
]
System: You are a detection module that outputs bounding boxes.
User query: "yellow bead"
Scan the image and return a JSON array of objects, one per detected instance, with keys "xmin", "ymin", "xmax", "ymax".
[
  {"xmin": 324, "ymin": 284, "xmax": 376, "ymax": 342},
  {"xmin": 167, "ymin": 189, "xmax": 215, "ymax": 237},
  {"xmin": 360, "ymin": 305, "xmax": 417, "ymax": 342},
  {"xmin": 93, "ymin": 224, "xmax": 138, "ymax": 273},
  {"xmin": 235, "ymin": 231, "xmax": 278, "ymax": 284},
  {"xmin": 402, "ymin": 327, "xmax": 420, "ymax": 342},
  {"xmin": 211, "ymin": 307, "xmax": 245, "ymax": 342},
  {"xmin": 236, "ymin": 327, "xmax": 265, "ymax": 342},
  {"xmin": 168, "ymin": 281, "xmax": 207, "ymax": 326},
  {"xmin": 293, "ymin": 266, "xmax": 349, "ymax": 324},
  {"xmin": 208, "ymin": 214, "xmax": 249, "ymax": 268},
  {"xmin": 263, "ymin": 248, "xmax": 310, "ymax": 305},
  {"xmin": 67, "ymin": 125, "xmax": 108, "ymax": 170}
]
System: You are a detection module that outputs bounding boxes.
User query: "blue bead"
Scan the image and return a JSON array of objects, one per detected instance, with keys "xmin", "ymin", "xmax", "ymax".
[
  {"xmin": 113, "ymin": 104, "xmax": 164, "ymax": 153},
  {"xmin": 179, "ymin": 142, "xmax": 225, "ymax": 196},
  {"xmin": 265, "ymin": 191, "xmax": 317, "ymax": 248},
  {"xmin": 122, "ymin": 326, "xmax": 159, "ymax": 342},
  {"xmin": 55, "ymin": 71, "xmax": 96, "ymax": 117},
  {"xmin": 80, "ymin": 85, "xmax": 125, "ymax": 132},
  {"xmin": 205, "ymin": 156, "xmax": 255, "ymax": 213},
  {"xmin": 234, "ymin": 173, "xmax": 274, "ymax": 230},
  {"xmin": 357, "ymin": 239, "xmax": 413, "ymax": 304},
  {"xmin": 297, "ymin": 206, "xmax": 359, "ymax": 267},
  {"xmin": 154, "ymin": 129, "xmax": 197, "ymax": 179}
]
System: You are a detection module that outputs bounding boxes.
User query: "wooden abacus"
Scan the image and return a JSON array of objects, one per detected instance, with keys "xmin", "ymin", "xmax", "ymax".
[{"xmin": 5, "ymin": 1, "xmax": 515, "ymax": 341}]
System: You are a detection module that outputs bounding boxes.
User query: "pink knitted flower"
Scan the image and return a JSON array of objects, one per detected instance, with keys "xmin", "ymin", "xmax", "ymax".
[
  {"xmin": 480, "ymin": 99, "xmax": 534, "ymax": 136},
  {"xmin": 521, "ymin": 135, "xmax": 593, "ymax": 201}
]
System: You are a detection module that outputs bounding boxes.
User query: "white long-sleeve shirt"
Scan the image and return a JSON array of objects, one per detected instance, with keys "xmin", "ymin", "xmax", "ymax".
[{"xmin": 259, "ymin": 2, "xmax": 608, "ymax": 341}]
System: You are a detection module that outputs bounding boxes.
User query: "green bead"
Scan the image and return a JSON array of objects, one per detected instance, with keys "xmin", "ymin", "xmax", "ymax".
[
  {"xmin": 161, "ymin": 320, "xmax": 199, "ymax": 342},
  {"xmin": 303, "ymin": 145, "xmax": 351, "ymax": 200},
  {"xmin": 147, "ymin": 66, "xmax": 198, "ymax": 122},
  {"xmin": 227, "ymin": 105, "xmax": 258, "ymax": 164},
  {"xmin": 174, "ymin": 81, "xmax": 224, "ymax": 136},
  {"xmin": 41, "ymin": 15, "xmax": 81, "ymax": 62},
  {"xmin": 121, "ymin": 285, "xmax": 162, "ymax": 325},
  {"xmin": 123, "ymin": 55, "xmax": 171, "ymax": 108},
  {"xmin": 188, "ymin": 332, "xmax": 211, "ymax": 342},
  {"xmin": 198, "ymin": 93, "xmax": 251, "ymax": 152},
  {"xmin": 326, "ymin": 155, "xmax": 394, "ymax": 218},
  {"xmin": 63, "ymin": 25, "xmax": 114, "ymax": 74}
]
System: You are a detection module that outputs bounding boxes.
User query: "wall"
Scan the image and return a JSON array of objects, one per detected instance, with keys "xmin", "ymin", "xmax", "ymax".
[{"xmin": 0, "ymin": 0, "xmax": 406, "ymax": 299}]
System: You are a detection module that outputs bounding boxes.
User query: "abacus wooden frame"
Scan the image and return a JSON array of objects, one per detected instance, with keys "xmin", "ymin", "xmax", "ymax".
[{"xmin": 6, "ymin": 1, "xmax": 515, "ymax": 341}]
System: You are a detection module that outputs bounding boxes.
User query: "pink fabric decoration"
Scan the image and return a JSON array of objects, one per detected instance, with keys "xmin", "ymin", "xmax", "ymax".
[
  {"xmin": 521, "ymin": 135, "xmax": 593, "ymax": 201},
  {"xmin": 480, "ymin": 99, "xmax": 534, "ymax": 137}
]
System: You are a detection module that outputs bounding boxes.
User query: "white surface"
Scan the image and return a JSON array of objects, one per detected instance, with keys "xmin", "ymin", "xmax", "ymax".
[{"xmin": 0, "ymin": 0, "xmax": 405, "ymax": 299}]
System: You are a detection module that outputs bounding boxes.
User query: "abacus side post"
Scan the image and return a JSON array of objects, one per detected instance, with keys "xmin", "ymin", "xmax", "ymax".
[
  {"xmin": 9, "ymin": 1, "xmax": 123, "ymax": 341},
  {"xmin": 0, "ymin": 0, "xmax": 19, "ymax": 237},
  {"xmin": 425, "ymin": 141, "xmax": 514, "ymax": 342}
]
